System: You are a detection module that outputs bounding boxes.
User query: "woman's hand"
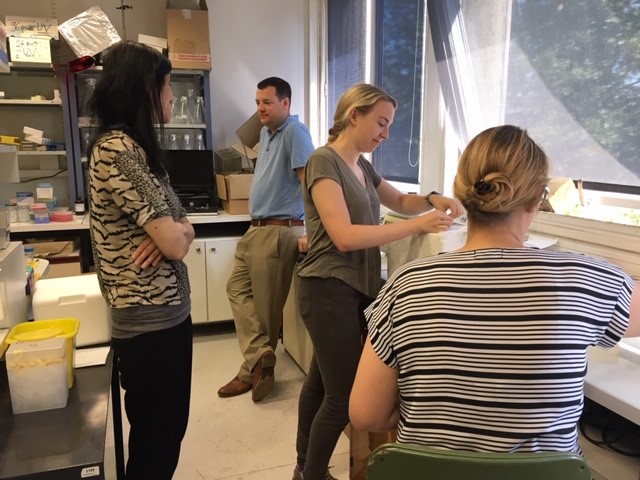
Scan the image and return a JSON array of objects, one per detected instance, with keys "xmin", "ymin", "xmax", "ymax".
[
  {"xmin": 430, "ymin": 194, "xmax": 465, "ymax": 219},
  {"xmin": 413, "ymin": 209, "xmax": 454, "ymax": 233},
  {"xmin": 132, "ymin": 235, "xmax": 163, "ymax": 268}
]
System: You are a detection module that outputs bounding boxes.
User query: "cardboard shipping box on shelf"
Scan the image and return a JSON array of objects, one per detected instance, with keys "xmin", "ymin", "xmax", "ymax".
[
  {"xmin": 216, "ymin": 171, "xmax": 253, "ymax": 215},
  {"xmin": 27, "ymin": 239, "xmax": 81, "ymax": 278},
  {"xmin": 166, "ymin": 0, "xmax": 211, "ymax": 70},
  {"xmin": 138, "ymin": 33, "xmax": 167, "ymax": 53},
  {"xmin": 230, "ymin": 112, "xmax": 261, "ymax": 166},
  {"xmin": 214, "ymin": 112, "xmax": 263, "ymax": 172}
]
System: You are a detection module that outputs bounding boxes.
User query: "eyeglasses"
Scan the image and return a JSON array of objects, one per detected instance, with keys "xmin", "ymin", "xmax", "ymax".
[{"xmin": 541, "ymin": 186, "xmax": 550, "ymax": 201}]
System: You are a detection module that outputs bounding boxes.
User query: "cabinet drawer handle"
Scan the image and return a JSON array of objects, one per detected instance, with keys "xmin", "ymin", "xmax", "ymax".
[
  {"xmin": 195, "ymin": 247, "xmax": 201, "ymax": 253},
  {"xmin": 209, "ymin": 247, "xmax": 216, "ymax": 253}
]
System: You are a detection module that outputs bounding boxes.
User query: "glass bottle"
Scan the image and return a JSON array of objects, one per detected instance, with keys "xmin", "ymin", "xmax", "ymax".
[
  {"xmin": 183, "ymin": 133, "xmax": 192, "ymax": 150},
  {"xmin": 186, "ymin": 89, "xmax": 197, "ymax": 124},
  {"xmin": 79, "ymin": 77, "xmax": 97, "ymax": 118},
  {"xmin": 193, "ymin": 96, "xmax": 205, "ymax": 124},
  {"xmin": 177, "ymin": 96, "xmax": 188, "ymax": 124},
  {"xmin": 170, "ymin": 96, "xmax": 178, "ymax": 124},
  {"xmin": 83, "ymin": 132, "xmax": 91, "ymax": 157},
  {"xmin": 168, "ymin": 133, "xmax": 179, "ymax": 150},
  {"xmin": 195, "ymin": 132, "xmax": 205, "ymax": 150},
  {"xmin": 74, "ymin": 196, "xmax": 86, "ymax": 215}
]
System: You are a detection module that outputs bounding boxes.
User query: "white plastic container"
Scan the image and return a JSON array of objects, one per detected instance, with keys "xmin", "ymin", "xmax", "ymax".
[
  {"xmin": 6, "ymin": 336, "xmax": 69, "ymax": 414},
  {"xmin": 32, "ymin": 274, "xmax": 111, "ymax": 347}
]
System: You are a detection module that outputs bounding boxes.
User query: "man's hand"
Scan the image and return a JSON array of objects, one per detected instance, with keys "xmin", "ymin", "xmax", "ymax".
[{"xmin": 132, "ymin": 236, "xmax": 164, "ymax": 268}]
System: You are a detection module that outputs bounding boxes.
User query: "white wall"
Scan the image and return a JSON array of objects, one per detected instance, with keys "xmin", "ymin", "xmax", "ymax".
[
  {"xmin": 209, "ymin": 0, "xmax": 313, "ymax": 151},
  {"xmin": 0, "ymin": 0, "xmax": 314, "ymax": 153}
]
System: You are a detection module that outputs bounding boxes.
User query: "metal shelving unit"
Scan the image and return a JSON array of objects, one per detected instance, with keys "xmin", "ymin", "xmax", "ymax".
[
  {"xmin": 0, "ymin": 69, "xmax": 77, "ymax": 207},
  {"xmin": 66, "ymin": 67, "xmax": 213, "ymax": 204}
]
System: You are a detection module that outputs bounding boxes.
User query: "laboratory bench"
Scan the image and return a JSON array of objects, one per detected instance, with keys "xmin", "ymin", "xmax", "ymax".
[
  {"xmin": 0, "ymin": 350, "xmax": 123, "ymax": 480},
  {"xmin": 8, "ymin": 212, "xmax": 251, "ymax": 276}
]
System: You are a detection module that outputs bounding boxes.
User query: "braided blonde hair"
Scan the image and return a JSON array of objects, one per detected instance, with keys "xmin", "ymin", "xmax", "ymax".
[{"xmin": 328, "ymin": 84, "xmax": 397, "ymax": 143}]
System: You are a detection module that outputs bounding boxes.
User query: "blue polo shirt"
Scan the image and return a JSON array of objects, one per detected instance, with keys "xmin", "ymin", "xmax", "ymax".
[{"xmin": 249, "ymin": 115, "xmax": 314, "ymax": 219}]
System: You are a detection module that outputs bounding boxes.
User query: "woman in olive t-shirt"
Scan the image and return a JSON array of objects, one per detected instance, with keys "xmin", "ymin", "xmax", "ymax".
[{"xmin": 292, "ymin": 83, "xmax": 463, "ymax": 480}]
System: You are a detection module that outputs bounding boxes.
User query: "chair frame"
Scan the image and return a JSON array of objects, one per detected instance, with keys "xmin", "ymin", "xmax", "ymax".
[{"xmin": 367, "ymin": 443, "xmax": 592, "ymax": 480}]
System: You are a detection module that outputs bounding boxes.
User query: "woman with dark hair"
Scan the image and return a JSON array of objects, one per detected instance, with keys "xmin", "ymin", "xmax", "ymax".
[
  {"xmin": 88, "ymin": 40, "xmax": 195, "ymax": 480},
  {"xmin": 350, "ymin": 125, "xmax": 639, "ymax": 453}
]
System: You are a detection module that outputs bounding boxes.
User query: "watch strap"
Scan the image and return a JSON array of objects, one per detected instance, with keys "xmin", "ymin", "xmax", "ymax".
[{"xmin": 425, "ymin": 190, "xmax": 441, "ymax": 208}]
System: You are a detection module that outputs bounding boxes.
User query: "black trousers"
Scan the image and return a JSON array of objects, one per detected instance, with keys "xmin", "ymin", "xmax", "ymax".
[
  {"xmin": 295, "ymin": 277, "xmax": 371, "ymax": 480},
  {"xmin": 111, "ymin": 317, "xmax": 193, "ymax": 480}
]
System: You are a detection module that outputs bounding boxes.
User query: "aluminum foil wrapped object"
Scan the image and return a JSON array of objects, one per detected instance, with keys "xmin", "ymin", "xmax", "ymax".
[{"xmin": 58, "ymin": 6, "xmax": 121, "ymax": 59}]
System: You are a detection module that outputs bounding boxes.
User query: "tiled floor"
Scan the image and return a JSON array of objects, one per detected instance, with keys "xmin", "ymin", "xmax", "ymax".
[
  {"xmin": 103, "ymin": 324, "xmax": 350, "ymax": 480},
  {"xmin": 101, "ymin": 323, "xmax": 640, "ymax": 480}
]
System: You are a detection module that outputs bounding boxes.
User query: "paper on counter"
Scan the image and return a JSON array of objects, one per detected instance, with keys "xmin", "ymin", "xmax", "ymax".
[
  {"xmin": 588, "ymin": 345, "xmax": 620, "ymax": 365},
  {"xmin": 74, "ymin": 346, "xmax": 110, "ymax": 368},
  {"xmin": 524, "ymin": 234, "xmax": 557, "ymax": 249}
]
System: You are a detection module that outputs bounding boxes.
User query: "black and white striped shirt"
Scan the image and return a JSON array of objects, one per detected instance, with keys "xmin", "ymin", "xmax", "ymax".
[{"xmin": 365, "ymin": 248, "xmax": 632, "ymax": 453}]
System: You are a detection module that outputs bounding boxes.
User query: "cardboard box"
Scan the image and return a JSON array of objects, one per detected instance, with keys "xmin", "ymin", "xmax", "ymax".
[
  {"xmin": 138, "ymin": 34, "xmax": 167, "ymax": 53},
  {"xmin": 214, "ymin": 147, "xmax": 243, "ymax": 173},
  {"xmin": 27, "ymin": 240, "xmax": 77, "ymax": 258},
  {"xmin": 230, "ymin": 112, "xmax": 262, "ymax": 164},
  {"xmin": 216, "ymin": 171, "xmax": 253, "ymax": 215},
  {"xmin": 166, "ymin": 0, "xmax": 211, "ymax": 70},
  {"xmin": 0, "ymin": 135, "xmax": 20, "ymax": 146}
]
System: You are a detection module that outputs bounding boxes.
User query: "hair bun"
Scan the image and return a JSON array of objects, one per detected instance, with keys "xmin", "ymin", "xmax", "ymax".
[{"xmin": 474, "ymin": 179, "xmax": 494, "ymax": 194}]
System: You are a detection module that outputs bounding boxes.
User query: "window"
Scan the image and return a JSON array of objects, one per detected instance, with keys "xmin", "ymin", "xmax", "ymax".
[
  {"xmin": 429, "ymin": 0, "xmax": 640, "ymax": 225},
  {"xmin": 507, "ymin": 0, "xmax": 640, "ymax": 193},
  {"xmin": 373, "ymin": 0, "xmax": 426, "ymax": 184},
  {"xmin": 326, "ymin": 0, "xmax": 368, "ymax": 124},
  {"xmin": 326, "ymin": 0, "xmax": 427, "ymax": 186}
]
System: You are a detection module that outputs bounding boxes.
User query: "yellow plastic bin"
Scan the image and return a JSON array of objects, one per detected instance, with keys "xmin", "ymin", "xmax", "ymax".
[{"xmin": 4, "ymin": 318, "xmax": 80, "ymax": 388}]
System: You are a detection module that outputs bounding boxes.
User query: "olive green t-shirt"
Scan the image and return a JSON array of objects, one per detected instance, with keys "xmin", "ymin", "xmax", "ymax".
[{"xmin": 298, "ymin": 145, "xmax": 383, "ymax": 298}]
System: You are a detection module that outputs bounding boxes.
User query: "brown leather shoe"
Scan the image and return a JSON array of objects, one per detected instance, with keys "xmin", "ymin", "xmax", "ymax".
[
  {"xmin": 217, "ymin": 376, "xmax": 251, "ymax": 398},
  {"xmin": 251, "ymin": 351, "xmax": 276, "ymax": 402}
]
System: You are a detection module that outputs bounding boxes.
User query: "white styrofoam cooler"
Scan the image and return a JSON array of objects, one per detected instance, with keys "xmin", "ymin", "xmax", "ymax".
[{"xmin": 32, "ymin": 274, "xmax": 111, "ymax": 347}]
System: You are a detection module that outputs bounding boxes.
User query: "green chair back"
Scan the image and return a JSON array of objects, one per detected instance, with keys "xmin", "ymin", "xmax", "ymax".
[{"xmin": 367, "ymin": 443, "xmax": 592, "ymax": 480}]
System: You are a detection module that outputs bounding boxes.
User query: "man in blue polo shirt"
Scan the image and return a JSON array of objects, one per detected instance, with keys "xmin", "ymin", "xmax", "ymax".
[{"xmin": 218, "ymin": 77, "xmax": 315, "ymax": 402}]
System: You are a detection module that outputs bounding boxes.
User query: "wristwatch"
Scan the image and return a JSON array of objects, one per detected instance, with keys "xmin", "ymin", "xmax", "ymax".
[{"xmin": 425, "ymin": 191, "xmax": 441, "ymax": 208}]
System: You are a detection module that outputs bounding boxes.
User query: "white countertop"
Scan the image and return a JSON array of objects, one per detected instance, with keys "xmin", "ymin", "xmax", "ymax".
[
  {"xmin": 585, "ymin": 346, "xmax": 640, "ymax": 426},
  {"xmin": 10, "ymin": 215, "xmax": 90, "ymax": 232},
  {"xmin": 9, "ymin": 211, "xmax": 250, "ymax": 233},
  {"xmin": 186, "ymin": 211, "xmax": 250, "ymax": 224}
]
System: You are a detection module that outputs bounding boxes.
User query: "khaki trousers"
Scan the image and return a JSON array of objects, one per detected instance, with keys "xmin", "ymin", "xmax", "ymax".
[{"xmin": 226, "ymin": 224, "xmax": 303, "ymax": 383}]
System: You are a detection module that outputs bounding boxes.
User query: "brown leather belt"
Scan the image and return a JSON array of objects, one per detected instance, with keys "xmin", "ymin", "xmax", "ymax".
[{"xmin": 251, "ymin": 218, "xmax": 304, "ymax": 227}]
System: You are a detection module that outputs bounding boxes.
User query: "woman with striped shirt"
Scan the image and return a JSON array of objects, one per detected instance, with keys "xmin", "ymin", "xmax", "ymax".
[{"xmin": 349, "ymin": 125, "xmax": 640, "ymax": 453}]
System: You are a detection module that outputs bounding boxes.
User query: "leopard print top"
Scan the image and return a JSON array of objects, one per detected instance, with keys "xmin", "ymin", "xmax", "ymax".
[{"xmin": 88, "ymin": 131, "xmax": 190, "ymax": 308}]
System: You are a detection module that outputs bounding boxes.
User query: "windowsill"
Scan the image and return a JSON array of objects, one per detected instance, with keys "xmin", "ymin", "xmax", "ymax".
[
  {"xmin": 530, "ymin": 211, "xmax": 640, "ymax": 278},
  {"xmin": 556, "ymin": 189, "xmax": 640, "ymax": 227}
]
